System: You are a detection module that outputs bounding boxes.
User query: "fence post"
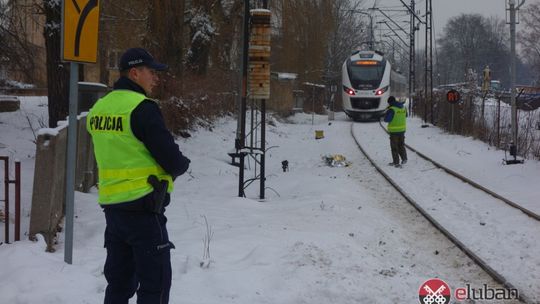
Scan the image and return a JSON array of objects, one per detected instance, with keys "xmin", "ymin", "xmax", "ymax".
[
  {"xmin": 1, "ymin": 156, "xmax": 21, "ymax": 243},
  {"xmin": 14, "ymin": 160, "xmax": 20, "ymax": 241},
  {"xmin": 497, "ymin": 97, "xmax": 501, "ymax": 148},
  {"xmin": 1, "ymin": 156, "xmax": 9, "ymax": 244}
]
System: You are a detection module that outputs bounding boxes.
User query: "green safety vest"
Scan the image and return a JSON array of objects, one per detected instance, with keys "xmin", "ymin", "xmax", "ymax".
[
  {"xmin": 87, "ymin": 90, "xmax": 173, "ymax": 205},
  {"xmin": 388, "ymin": 106, "xmax": 407, "ymax": 133}
]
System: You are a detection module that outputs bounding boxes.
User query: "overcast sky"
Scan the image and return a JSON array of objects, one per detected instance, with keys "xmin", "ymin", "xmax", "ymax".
[
  {"xmin": 375, "ymin": 0, "xmax": 509, "ymax": 29},
  {"xmin": 434, "ymin": 0, "xmax": 508, "ymax": 29},
  {"xmin": 365, "ymin": 0, "xmax": 535, "ymax": 44}
]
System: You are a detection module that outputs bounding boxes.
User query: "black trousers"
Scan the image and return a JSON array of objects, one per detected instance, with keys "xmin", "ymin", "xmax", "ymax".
[
  {"xmin": 389, "ymin": 133, "xmax": 407, "ymax": 165},
  {"xmin": 103, "ymin": 209, "xmax": 174, "ymax": 304}
]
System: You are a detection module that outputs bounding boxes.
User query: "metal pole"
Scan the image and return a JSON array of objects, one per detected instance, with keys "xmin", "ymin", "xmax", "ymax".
[
  {"xmin": 409, "ymin": 0, "xmax": 415, "ymax": 114},
  {"xmin": 509, "ymin": 0, "xmax": 520, "ymax": 152},
  {"xmin": 451, "ymin": 104, "xmax": 455, "ymax": 133},
  {"xmin": 370, "ymin": 15, "xmax": 374, "ymax": 50},
  {"xmin": 497, "ymin": 97, "xmax": 501, "ymax": 147},
  {"xmin": 64, "ymin": 62, "xmax": 79, "ymax": 264},
  {"xmin": 260, "ymin": 99, "xmax": 266, "ymax": 200},
  {"xmin": 2, "ymin": 156, "xmax": 9, "ymax": 244},
  {"xmin": 238, "ymin": 0, "xmax": 250, "ymax": 197},
  {"xmin": 423, "ymin": 0, "xmax": 433, "ymax": 126},
  {"xmin": 429, "ymin": 0, "xmax": 434, "ymax": 124},
  {"xmin": 14, "ymin": 160, "xmax": 20, "ymax": 242},
  {"xmin": 423, "ymin": 0, "xmax": 428, "ymax": 125}
]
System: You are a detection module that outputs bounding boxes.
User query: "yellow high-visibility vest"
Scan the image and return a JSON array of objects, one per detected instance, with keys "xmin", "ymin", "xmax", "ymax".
[
  {"xmin": 87, "ymin": 90, "xmax": 173, "ymax": 205},
  {"xmin": 388, "ymin": 106, "xmax": 407, "ymax": 133}
]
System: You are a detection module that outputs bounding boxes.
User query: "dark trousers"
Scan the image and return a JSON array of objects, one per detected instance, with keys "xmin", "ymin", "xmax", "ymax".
[
  {"xmin": 389, "ymin": 133, "xmax": 407, "ymax": 164},
  {"xmin": 103, "ymin": 209, "xmax": 174, "ymax": 304}
]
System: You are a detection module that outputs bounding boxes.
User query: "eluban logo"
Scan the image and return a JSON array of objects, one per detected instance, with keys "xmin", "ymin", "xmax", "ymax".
[
  {"xmin": 419, "ymin": 278, "xmax": 520, "ymax": 303},
  {"xmin": 418, "ymin": 278, "xmax": 451, "ymax": 304},
  {"xmin": 455, "ymin": 284, "xmax": 519, "ymax": 301}
]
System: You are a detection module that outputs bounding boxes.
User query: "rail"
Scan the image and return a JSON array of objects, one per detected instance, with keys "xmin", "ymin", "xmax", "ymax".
[{"xmin": 351, "ymin": 123, "xmax": 532, "ymax": 304}]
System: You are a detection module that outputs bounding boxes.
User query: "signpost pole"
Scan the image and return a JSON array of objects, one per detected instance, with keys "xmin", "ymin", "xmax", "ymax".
[
  {"xmin": 61, "ymin": 0, "xmax": 100, "ymax": 264},
  {"xmin": 64, "ymin": 62, "xmax": 78, "ymax": 264},
  {"xmin": 451, "ymin": 104, "xmax": 454, "ymax": 133},
  {"xmin": 446, "ymin": 89, "xmax": 461, "ymax": 134}
]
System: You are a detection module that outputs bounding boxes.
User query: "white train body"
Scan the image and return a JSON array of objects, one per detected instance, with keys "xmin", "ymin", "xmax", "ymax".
[{"xmin": 342, "ymin": 50, "xmax": 407, "ymax": 120}]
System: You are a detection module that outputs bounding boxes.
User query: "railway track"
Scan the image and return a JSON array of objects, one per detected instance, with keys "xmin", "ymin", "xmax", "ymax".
[
  {"xmin": 351, "ymin": 122, "xmax": 539, "ymax": 304},
  {"xmin": 378, "ymin": 120, "xmax": 540, "ymax": 221}
]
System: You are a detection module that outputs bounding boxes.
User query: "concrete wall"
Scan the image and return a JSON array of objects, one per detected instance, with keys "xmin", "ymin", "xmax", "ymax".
[{"xmin": 29, "ymin": 115, "xmax": 96, "ymax": 252}]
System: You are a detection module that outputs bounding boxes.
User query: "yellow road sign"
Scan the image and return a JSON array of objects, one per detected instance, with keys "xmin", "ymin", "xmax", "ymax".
[{"xmin": 62, "ymin": 0, "xmax": 100, "ymax": 63}]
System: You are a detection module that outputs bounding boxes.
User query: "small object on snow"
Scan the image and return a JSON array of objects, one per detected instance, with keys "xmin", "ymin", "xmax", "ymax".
[
  {"xmin": 200, "ymin": 259, "xmax": 210, "ymax": 268},
  {"xmin": 315, "ymin": 130, "xmax": 324, "ymax": 139},
  {"xmin": 434, "ymin": 250, "xmax": 439, "ymax": 255},
  {"xmin": 479, "ymin": 222, "xmax": 486, "ymax": 226},
  {"xmin": 281, "ymin": 160, "xmax": 289, "ymax": 172},
  {"xmin": 323, "ymin": 154, "xmax": 351, "ymax": 167}
]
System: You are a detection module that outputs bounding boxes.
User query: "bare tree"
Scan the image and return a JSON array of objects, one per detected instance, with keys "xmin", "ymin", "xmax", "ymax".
[
  {"xmin": 271, "ymin": 0, "xmax": 337, "ymax": 83},
  {"xmin": 42, "ymin": 0, "xmax": 70, "ymax": 127},
  {"xmin": 146, "ymin": 0, "xmax": 185, "ymax": 76},
  {"xmin": 324, "ymin": 0, "xmax": 367, "ymax": 87},
  {"xmin": 437, "ymin": 14, "xmax": 511, "ymax": 87},
  {"xmin": 0, "ymin": 0, "xmax": 41, "ymax": 85},
  {"xmin": 519, "ymin": 1, "xmax": 540, "ymax": 85}
]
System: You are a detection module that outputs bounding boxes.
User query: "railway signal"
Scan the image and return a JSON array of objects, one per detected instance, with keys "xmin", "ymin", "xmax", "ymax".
[
  {"xmin": 446, "ymin": 90, "xmax": 460, "ymax": 104},
  {"xmin": 446, "ymin": 89, "xmax": 460, "ymax": 133}
]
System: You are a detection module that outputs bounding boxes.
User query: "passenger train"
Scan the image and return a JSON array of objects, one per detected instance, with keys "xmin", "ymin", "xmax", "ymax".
[{"xmin": 341, "ymin": 50, "xmax": 408, "ymax": 121}]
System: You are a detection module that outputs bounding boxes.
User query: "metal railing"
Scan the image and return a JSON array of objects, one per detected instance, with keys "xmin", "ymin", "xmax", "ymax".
[{"xmin": 1, "ymin": 156, "xmax": 21, "ymax": 243}]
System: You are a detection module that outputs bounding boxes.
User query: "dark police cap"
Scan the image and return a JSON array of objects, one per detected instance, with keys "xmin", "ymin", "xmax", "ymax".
[
  {"xmin": 119, "ymin": 48, "xmax": 168, "ymax": 71},
  {"xmin": 387, "ymin": 96, "xmax": 396, "ymax": 104}
]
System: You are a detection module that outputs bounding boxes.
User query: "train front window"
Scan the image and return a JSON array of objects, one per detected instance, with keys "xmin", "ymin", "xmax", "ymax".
[{"xmin": 347, "ymin": 59, "xmax": 386, "ymax": 89}]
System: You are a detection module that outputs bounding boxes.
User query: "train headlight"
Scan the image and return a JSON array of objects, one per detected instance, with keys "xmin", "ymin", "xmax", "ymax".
[
  {"xmin": 375, "ymin": 86, "xmax": 388, "ymax": 96},
  {"xmin": 343, "ymin": 85, "xmax": 356, "ymax": 96}
]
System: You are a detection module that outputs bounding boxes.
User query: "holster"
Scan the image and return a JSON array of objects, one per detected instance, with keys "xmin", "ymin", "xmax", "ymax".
[{"xmin": 147, "ymin": 175, "xmax": 169, "ymax": 214}]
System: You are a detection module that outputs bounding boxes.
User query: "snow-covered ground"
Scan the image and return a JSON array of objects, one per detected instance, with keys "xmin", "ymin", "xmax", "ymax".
[
  {"xmin": 406, "ymin": 117, "xmax": 540, "ymax": 215},
  {"xmin": 354, "ymin": 120, "xmax": 540, "ymax": 303},
  {"xmin": 0, "ymin": 97, "xmax": 537, "ymax": 303}
]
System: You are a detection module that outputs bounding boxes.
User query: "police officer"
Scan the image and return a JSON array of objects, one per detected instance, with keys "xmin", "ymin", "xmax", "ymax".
[
  {"xmin": 384, "ymin": 96, "xmax": 407, "ymax": 168},
  {"xmin": 87, "ymin": 48, "xmax": 190, "ymax": 304}
]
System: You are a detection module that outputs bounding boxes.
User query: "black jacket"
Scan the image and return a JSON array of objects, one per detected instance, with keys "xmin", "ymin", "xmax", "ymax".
[{"xmin": 102, "ymin": 77, "xmax": 190, "ymax": 211}]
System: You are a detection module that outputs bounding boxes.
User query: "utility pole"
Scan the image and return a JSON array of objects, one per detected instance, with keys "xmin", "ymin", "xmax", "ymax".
[
  {"xmin": 507, "ymin": 0, "xmax": 525, "ymax": 163},
  {"xmin": 409, "ymin": 0, "xmax": 416, "ymax": 114},
  {"xmin": 400, "ymin": 0, "xmax": 423, "ymax": 115},
  {"xmin": 424, "ymin": 0, "xmax": 433, "ymax": 126},
  {"xmin": 235, "ymin": 0, "xmax": 250, "ymax": 197}
]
